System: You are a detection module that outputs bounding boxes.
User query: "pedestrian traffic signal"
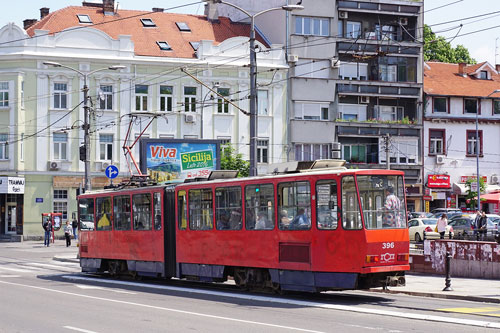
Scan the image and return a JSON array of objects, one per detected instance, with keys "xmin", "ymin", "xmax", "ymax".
[{"xmin": 79, "ymin": 145, "xmax": 86, "ymax": 161}]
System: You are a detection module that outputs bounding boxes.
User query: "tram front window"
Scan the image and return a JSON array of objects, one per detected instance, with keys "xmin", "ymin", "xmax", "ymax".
[{"xmin": 357, "ymin": 175, "xmax": 406, "ymax": 229}]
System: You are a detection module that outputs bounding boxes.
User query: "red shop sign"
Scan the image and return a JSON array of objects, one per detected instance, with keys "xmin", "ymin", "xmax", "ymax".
[
  {"xmin": 460, "ymin": 175, "xmax": 487, "ymax": 183},
  {"xmin": 428, "ymin": 174, "xmax": 451, "ymax": 188}
]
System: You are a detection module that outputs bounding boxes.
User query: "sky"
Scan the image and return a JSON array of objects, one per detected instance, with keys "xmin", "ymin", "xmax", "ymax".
[{"xmin": 2, "ymin": 0, "xmax": 500, "ymax": 65}]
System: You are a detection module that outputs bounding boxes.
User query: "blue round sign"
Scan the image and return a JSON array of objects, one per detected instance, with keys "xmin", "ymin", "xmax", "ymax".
[{"xmin": 105, "ymin": 165, "xmax": 119, "ymax": 179}]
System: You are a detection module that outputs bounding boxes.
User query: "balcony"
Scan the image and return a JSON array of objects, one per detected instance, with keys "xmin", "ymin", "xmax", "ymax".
[
  {"xmin": 338, "ymin": 1, "xmax": 422, "ymax": 16},
  {"xmin": 337, "ymin": 81, "xmax": 421, "ymax": 98}
]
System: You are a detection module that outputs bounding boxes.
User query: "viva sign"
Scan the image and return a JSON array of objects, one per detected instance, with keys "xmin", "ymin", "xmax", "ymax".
[{"xmin": 181, "ymin": 150, "xmax": 214, "ymax": 170}]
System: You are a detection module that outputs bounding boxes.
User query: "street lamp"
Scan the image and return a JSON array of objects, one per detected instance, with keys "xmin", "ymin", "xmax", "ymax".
[
  {"xmin": 477, "ymin": 89, "xmax": 500, "ymax": 210},
  {"xmin": 43, "ymin": 61, "xmax": 126, "ymax": 191},
  {"xmin": 207, "ymin": 1, "xmax": 303, "ymax": 176}
]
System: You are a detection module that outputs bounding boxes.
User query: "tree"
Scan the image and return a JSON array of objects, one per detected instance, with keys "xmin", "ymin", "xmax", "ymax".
[
  {"xmin": 423, "ymin": 25, "xmax": 476, "ymax": 64},
  {"xmin": 220, "ymin": 144, "xmax": 249, "ymax": 177},
  {"xmin": 465, "ymin": 177, "xmax": 486, "ymax": 209}
]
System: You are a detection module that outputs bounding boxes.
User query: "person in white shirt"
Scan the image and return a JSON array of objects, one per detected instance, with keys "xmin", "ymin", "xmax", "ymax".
[{"xmin": 436, "ymin": 213, "xmax": 448, "ymax": 239}]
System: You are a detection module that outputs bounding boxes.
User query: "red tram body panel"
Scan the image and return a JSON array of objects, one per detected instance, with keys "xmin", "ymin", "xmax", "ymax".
[{"xmin": 78, "ymin": 165, "xmax": 409, "ymax": 292}]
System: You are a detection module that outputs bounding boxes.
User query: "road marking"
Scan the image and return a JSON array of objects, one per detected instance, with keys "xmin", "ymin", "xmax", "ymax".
[
  {"xmin": 0, "ymin": 266, "xmax": 34, "ymax": 273},
  {"xmin": 439, "ymin": 306, "xmax": 500, "ymax": 317},
  {"xmin": 64, "ymin": 326, "xmax": 98, "ymax": 333},
  {"xmin": 75, "ymin": 284, "xmax": 136, "ymax": 294},
  {"xmin": 0, "ymin": 280, "xmax": 324, "ymax": 333},
  {"xmin": 0, "ymin": 275, "xmax": 20, "ymax": 278}
]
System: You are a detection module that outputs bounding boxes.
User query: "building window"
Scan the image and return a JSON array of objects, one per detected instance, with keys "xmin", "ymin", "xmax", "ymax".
[
  {"xmin": 184, "ymin": 86, "xmax": 197, "ymax": 112},
  {"xmin": 217, "ymin": 88, "xmax": 229, "ymax": 113},
  {"xmin": 99, "ymin": 134, "xmax": 113, "ymax": 161},
  {"xmin": 346, "ymin": 21, "xmax": 361, "ymax": 38},
  {"xmin": 391, "ymin": 138, "xmax": 418, "ymax": 164},
  {"xmin": 190, "ymin": 42, "xmax": 200, "ymax": 51},
  {"xmin": 257, "ymin": 139, "xmax": 268, "ymax": 164},
  {"xmin": 464, "ymin": 98, "xmax": 478, "ymax": 114},
  {"xmin": 140, "ymin": 18, "xmax": 156, "ymax": 27},
  {"xmin": 343, "ymin": 144, "xmax": 367, "ymax": 163},
  {"xmin": 295, "ymin": 143, "xmax": 331, "ymax": 161},
  {"xmin": 479, "ymin": 71, "xmax": 488, "ymax": 79},
  {"xmin": 0, "ymin": 134, "xmax": 8, "ymax": 160},
  {"xmin": 21, "ymin": 81, "xmax": 24, "ymax": 108},
  {"xmin": 159, "ymin": 85, "xmax": 173, "ymax": 111},
  {"xmin": 218, "ymin": 137, "xmax": 231, "ymax": 156},
  {"xmin": 379, "ymin": 64, "xmax": 397, "ymax": 82},
  {"xmin": 467, "ymin": 130, "xmax": 483, "ymax": 156},
  {"xmin": 257, "ymin": 90, "xmax": 269, "ymax": 115},
  {"xmin": 375, "ymin": 106, "xmax": 404, "ymax": 121},
  {"xmin": 156, "ymin": 41, "xmax": 172, "ymax": 51},
  {"xmin": 99, "ymin": 85, "xmax": 113, "ymax": 110},
  {"xmin": 295, "ymin": 16, "xmax": 329, "ymax": 36},
  {"xmin": 176, "ymin": 22, "xmax": 191, "ymax": 32},
  {"xmin": 53, "ymin": 133, "xmax": 67, "ymax": 160},
  {"xmin": 433, "ymin": 97, "xmax": 447, "ymax": 113},
  {"xmin": 429, "ymin": 129, "xmax": 445, "ymax": 155},
  {"xmin": 53, "ymin": 189, "xmax": 68, "ymax": 221},
  {"xmin": 375, "ymin": 24, "xmax": 396, "ymax": 41},
  {"xmin": 493, "ymin": 100, "xmax": 500, "ymax": 115},
  {"xmin": 53, "ymin": 83, "xmax": 67, "ymax": 109},
  {"xmin": 77, "ymin": 14, "xmax": 92, "ymax": 23},
  {"xmin": 294, "ymin": 102, "xmax": 329, "ymax": 120},
  {"xmin": 338, "ymin": 20, "xmax": 343, "ymax": 38},
  {"xmin": 135, "ymin": 85, "xmax": 148, "ymax": 111}
]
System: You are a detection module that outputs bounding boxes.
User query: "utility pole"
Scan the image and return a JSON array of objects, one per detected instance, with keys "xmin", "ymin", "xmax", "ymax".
[
  {"xmin": 384, "ymin": 134, "xmax": 391, "ymax": 170},
  {"xmin": 82, "ymin": 78, "xmax": 91, "ymax": 192}
]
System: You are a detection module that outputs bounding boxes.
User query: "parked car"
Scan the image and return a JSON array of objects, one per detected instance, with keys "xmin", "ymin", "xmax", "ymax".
[
  {"xmin": 408, "ymin": 212, "xmax": 434, "ymax": 220},
  {"xmin": 433, "ymin": 211, "xmax": 463, "ymax": 220},
  {"xmin": 431, "ymin": 208, "xmax": 462, "ymax": 215},
  {"xmin": 449, "ymin": 216, "xmax": 498, "ymax": 240},
  {"xmin": 408, "ymin": 218, "xmax": 454, "ymax": 243}
]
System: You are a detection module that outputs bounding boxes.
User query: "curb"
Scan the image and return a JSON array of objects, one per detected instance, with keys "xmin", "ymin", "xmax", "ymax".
[
  {"xmin": 370, "ymin": 288, "xmax": 500, "ymax": 304},
  {"xmin": 53, "ymin": 256, "xmax": 80, "ymax": 264}
]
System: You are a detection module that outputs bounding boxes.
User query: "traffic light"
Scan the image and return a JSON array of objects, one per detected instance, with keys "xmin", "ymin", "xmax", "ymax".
[{"xmin": 79, "ymin": 145, "xmax": 86, "ymax": 161}]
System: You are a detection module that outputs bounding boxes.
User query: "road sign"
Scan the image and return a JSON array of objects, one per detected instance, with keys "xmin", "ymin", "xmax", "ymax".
[
  {"xmin": 423, "ymin": 195, "xmax": 433, "ymax": 201},
  {"xmin": 105, "ymin": 165, "xmax": 119, "ymax": 179}
]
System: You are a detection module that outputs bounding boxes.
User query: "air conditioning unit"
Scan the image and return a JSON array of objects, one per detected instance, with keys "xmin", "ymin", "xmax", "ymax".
[
  {"xmin": 436, "ymin": 155, "xmax": 445, "ymax": 165},
  {"xmin": 101, "ymin": 162, "xmax": 110, "ymax": 171},
  {"xmin": 399, "ymin": 17, "xmax": 408, "ymax": 25},
  {"xmin": 331, "ymin": 151, "xmax": 341, "ymax": 159},
  {"xmin": 330, "ymin": 57, "xmax": 340, "ymax": 68},
  {"xmin": 331, "ymin": 142, "xmax": 341, "ymax": 151},
  {"xmin": 491, "ymin": 175, "xmax": 499, "ymax": 184},
  {"xmin": 339, "ymin": 11, "xmax": 348, "ymax": 19},
  {"xmin": 48, "ymin": 161, "xmax": 60, "ymax": 170},
  {"xmin": 360, "ymin": 96, "xmax": 370, "ymax": 104},
  {"xmin": 185, "ymin": 114, "xmax": 196, "ymax": 123},
  {"xmin": 287, "ymin": 54, "xmax": 299, "ymax": 63}
]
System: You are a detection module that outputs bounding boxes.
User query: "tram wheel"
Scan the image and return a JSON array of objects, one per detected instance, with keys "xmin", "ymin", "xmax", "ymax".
[{"xmin": 233, "ymin": 269, "xmax": 248, "ymax": 290}]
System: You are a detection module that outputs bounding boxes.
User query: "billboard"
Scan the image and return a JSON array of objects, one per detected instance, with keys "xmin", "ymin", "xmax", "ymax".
[{"xmin": 140, "ymin": 139, "xmax": 220, "ymax": 183}]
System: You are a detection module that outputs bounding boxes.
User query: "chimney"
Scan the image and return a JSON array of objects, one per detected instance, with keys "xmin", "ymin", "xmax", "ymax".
[
  {"xmin": 23, "ymin": 19, "xmax": 37, "ymax": 30},
  {"xmin": 458, "ymin": 62, "xmax": 466, "ymax": 76},
  {"xmin": 103, "ymin": 0, "xmax": 115, "ymax": 14},
  {"xmin": 152, "ymin": 8, "xmax": 164, "ymax": 12},
  {"xmin": 40, "ymin": 7, "xmax": 50, "ymax": 19},
  {"xmin": 496, "ymin": 64, "xmax": 500, "ymax": 73},
  {"xmin": 204, "ymin": 2, "xmax": 219, "ymax": 22}
]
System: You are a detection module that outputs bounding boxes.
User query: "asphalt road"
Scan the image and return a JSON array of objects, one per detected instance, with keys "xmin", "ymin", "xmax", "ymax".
[{"xmin": 0, "ymin": 242, "xmax": 498, "ymax": 332}]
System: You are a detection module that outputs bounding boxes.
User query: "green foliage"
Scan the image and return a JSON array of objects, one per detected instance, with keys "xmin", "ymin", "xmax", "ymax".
[
  {"xmin": 424, "ymin": 25, "xmax": 476, "ymax": 64},
  {"xmin": 220, "ymin": 144, "xmax": 249, "ymax": 177},
  {"xmin": 465, "ymin": 177, "xmax": 486, "ymax": 209}
]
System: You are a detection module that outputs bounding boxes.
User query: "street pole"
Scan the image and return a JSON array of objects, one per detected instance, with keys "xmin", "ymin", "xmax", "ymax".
[
  {"xmin": 475, "ymin": 104, "xmax": 480, "ymax": 212},
  {"xmin": 249, "ymin": 17, "xmax": 257, "ymax": 176},
  {"xmin": 82, "ymin": 76, "xmax": 91, "ymax": 192}
]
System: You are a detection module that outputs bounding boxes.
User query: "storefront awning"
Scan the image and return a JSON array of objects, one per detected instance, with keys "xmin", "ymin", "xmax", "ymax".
[
  {"xmin": 453, "ymin": 183, "xmax": 500, "ymax": 196},
  {"xmin": 481, "ymin": 192, "xmax": 500, "ymax": 203}
]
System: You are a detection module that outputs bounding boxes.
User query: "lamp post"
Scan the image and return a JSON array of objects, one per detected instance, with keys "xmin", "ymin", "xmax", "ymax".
[
  {"xmin": 43, "ymin": 61, "xmax": 126, "ymax": 191},
  {"xmin": 477, "ymin": 89, "xmax": 500, "ymax": 210},
  {"xmin": 207, "ymin": 1, "xmax": 303, "ymax": 176}
]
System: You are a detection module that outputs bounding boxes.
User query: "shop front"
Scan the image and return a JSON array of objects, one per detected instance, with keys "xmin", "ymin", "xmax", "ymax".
[
  {"xmin": 0, "ymin": 176, "xmax": 25, "ymax": 240},
  {"xmin": 426, "ymin": 174, "xmax": 452, "ymax": 212},
  {"xmin": 452, "ymin": 175, "xmax": 500, "ymax": 212}
]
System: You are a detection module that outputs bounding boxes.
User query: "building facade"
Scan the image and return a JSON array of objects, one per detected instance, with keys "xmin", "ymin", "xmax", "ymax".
[
  {"xmin": 424, "ymin": 61, "xmax": 500, "ymax": 213},
  {"xmin": 0, "ymin": 1, "xmax": 287, "ymax": 239}
]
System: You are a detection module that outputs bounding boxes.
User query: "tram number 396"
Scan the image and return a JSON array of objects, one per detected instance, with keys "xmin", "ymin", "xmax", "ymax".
[{"xmin": 382, "ymin": 242, "xmax": 395, "ymax": 249}]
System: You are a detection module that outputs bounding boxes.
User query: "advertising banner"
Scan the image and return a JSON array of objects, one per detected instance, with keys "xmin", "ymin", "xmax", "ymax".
[
  {"xmin": 427, "ymin": 174, "xmax": 451, "ymax": 188},
  {"xmin": 0, "ymin": 177, "xmax": 25, "ymax": 194},
  {"xmin": 140, "ymin": 139, "xmax": 220, "ymax": 183}
]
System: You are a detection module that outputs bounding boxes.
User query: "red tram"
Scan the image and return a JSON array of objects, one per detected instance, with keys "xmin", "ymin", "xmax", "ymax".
[{"xmin": 78, "ymin": 161, "xmax": 409, "ymax": 292}]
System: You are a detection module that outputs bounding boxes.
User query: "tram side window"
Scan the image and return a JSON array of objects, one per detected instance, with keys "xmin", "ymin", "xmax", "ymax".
[
  {"xmin": 278, "ymin": 181, "xmax": 311, "ymax": 230},
  {"xmin": 341, "ymin": 176, "xmax": 362, "ymax": 230},
  {"xmin": 96, "ymin": 197, "xmax": 112, "ymax": 231},
  {"xmin": 178, "ymin": 190, "xmax": 187, "ymax": 230},
  {"xmin": 245, "ymin": 184, "xmax": 275, "ymax": 230},
  {"xmin": 78, "ymin": 198, "xmax": 95, "ymax": 231},
  {"xmin": 215, "ymin": 186, "xmax": 242, "ymax": 230},
  {"xmin": 154, "ymin": 192, "xmax": 162, "ymax": 230},
  {"xmin": 316, "ymin": 180, "xmax": 338, "ymax": 230},
  {"xmin": 189, "ymin": 188, "xmax": 213, "ymax": 230},
  {"xmin": 133, "ymin": 193, "xmax": 152, "ymax": 230},
  {"xmin": 113, "ymin": 195, "xmax": 131, "ymax": 230}
]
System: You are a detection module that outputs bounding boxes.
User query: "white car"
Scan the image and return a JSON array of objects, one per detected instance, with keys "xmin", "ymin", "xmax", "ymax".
[{"xmin": 408, "ymin": 218, "xmax": 454, "ymax": 242}]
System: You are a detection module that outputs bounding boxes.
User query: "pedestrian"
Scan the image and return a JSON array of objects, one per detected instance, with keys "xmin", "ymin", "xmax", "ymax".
[
  {"xmin": 43, "ymin": 218, "xmax": 52, "ymax": 247},
  {"xmin": 383, "ymin": 186, "xmax": 402, "ymax": 228},
  {"xmin": 72, "ymin": 216, "xmax": 78, "ymax": 241},
  {"xmin": 436, "ymin": 213, "xmax": 448, "ymax": 239},
  {"xmin": 64, "ymin": 221, "xmax": 73, "ymax": 247},
  {"xmin": 478, "ymin": 211, "xmax": 488, "ymax": 241}
]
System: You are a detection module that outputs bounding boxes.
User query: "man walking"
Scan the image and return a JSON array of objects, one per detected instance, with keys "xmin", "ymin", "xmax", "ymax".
[{"xmin": 43, "ymin": 219, "xmax": 52, "ymax": 247}]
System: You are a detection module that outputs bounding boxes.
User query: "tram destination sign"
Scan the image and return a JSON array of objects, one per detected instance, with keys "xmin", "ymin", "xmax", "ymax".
[{"xmin": 140, "ymin": 139, "xmax": 220, "ymax": 183}]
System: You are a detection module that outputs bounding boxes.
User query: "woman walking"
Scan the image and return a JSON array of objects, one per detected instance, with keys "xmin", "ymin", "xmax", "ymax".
[{"xmin": 437, "ymin": 213, "xmax": 448, "ymax": 239}]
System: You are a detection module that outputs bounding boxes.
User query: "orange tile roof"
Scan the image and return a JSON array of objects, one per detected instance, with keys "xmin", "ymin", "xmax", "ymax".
[
  {"xmin": 424, "ymin": 62, "xmax": 500, "ymax": 98},
  {"xmin": 26, "ymin": 6, "xmax": 266, "ymax": 59}
]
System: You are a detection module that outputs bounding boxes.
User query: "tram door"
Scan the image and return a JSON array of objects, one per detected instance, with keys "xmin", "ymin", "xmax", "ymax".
[{"xmin": 5, "ymin": 203, "xmax": 16, "ymax": 234}]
